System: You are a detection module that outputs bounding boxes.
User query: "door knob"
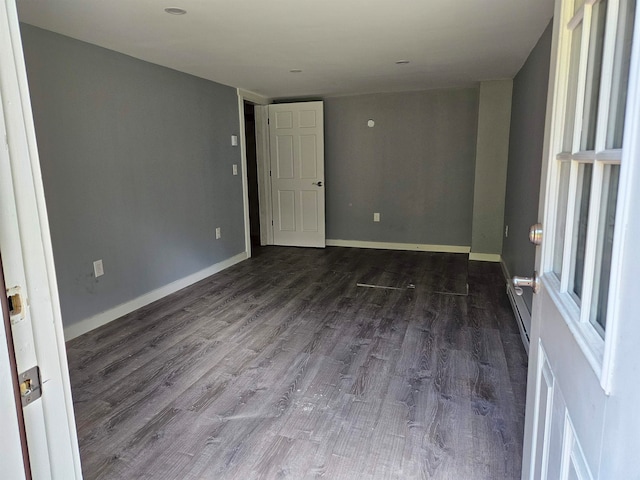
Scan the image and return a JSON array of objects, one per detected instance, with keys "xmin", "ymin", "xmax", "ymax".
[
  {"xmin": 313, "ymin": 181, "xmax": 323, "ymax": 187},
  {"xmin": 512, "ymin": 271, "xmax": 540, "ymax": 295},
  {"xmin": 529, "ymin": 223, "xmax": 543, "ymax": 245}
]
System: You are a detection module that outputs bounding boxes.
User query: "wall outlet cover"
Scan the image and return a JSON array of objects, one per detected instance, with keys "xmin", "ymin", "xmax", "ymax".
[
  {"xmin": 374, "ymin": 213, "xmax": 380, "ymax": 222},
  {"xmin": 215, "ymin": 227, "xmax": 221, "ymax": 239}
]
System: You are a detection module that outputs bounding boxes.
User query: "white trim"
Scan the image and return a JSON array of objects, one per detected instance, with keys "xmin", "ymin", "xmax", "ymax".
[
  {"xmin": 237, "ymin": 89, "xmax": 273, "ymax": 252},
  {"xmin": 255, "ymin": 105, "xmax": 273, "ymax": 245},
  {"xmin": 523, "ymin": 2, "xmax": 564, "ymax": 477},
  {"xmin": 601, "ymin": 0, "xmax": 640, "ymax": 393},
  {"xmin": 469, "ymin": 252, "xmax": 502, "ymax": 262},
  {"xmin": 326, "ymin": 239, "xmax": 470, "ymax": 253},
  {"xmin": 544, "ymin": 274, "xmax": 604, "ymax": 379},
  {"xmin": 0, "ymin": 291, "xmax": 27, "ymax": 479},
  {"xmin": 64, "ymin": 252, "xmax": 248, "ymax": 341},
  {"xmin": 1, "ymin": 1, "xmax": 81, "ymax": 476},
  {"xmin": 237, "ymin": 88, "xmax": 270, "ymax": 105},
  {"xmin": 237, "ymin": 93, "xmax": 252, "ymax": 258}
]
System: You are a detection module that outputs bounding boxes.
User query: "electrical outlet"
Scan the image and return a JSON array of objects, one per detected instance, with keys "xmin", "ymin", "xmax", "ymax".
[
  {"xmin": 93, "ymin": 259, "xmax": 104, "ymax": 278},
  {"xmin": 233, "ymin": 164, "xmax": 238, "ymax": 176},
  {"xmin": 505, "ymin": 225, "xmax": 509, "ymax": 238},
  {"xmin": 215, "ymin": 227, "xmax": 221, "ymax": 239},
  {"xmin": 373, "ymin": 212, "xmax": 380, "ymax": 222},
  {"xmin": 231, "ymin": 135, "xmax": 238, "ymax": 146}
]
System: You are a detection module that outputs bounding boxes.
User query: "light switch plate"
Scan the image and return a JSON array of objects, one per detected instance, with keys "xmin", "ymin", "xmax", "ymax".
[
  {"xmin": 233, "ymin": 164, "xmax": 238, "ymax": 175},
  {"xmin": 373, "ymin": 213, "xmax": 380, "ymax": 222},
  {"xmin": 93, "ymin": 259, "xmax": 104, "ymax": 277},
  {"xmin": 231, "ymin": 135, "xmax": 238, "ymax": 146},
  {"xmin": 215, "ymin": 227, "xmax": 221, "ymax": 239}
]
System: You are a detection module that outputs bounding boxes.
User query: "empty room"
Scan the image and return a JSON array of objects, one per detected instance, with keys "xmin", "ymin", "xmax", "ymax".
[{"xmin": 2, "ymin": 0, "xmax": 640, "ymax": 479}]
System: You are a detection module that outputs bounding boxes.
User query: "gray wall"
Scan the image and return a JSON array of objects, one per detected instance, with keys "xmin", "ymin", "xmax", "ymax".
[
  {"xmin": 324, "ymin": 89, "xmax": 479, "ymax": 246},
  {"xmin": 471, "ymin": 80, "xmax": 513, "ymax": 257},
  {"xmin": 21, "ymin": 25, "xmax": 245, "ymax": 327},
  {"xmin": 503, "ymin": 20, "xmax": 554, "ymax": 311}
]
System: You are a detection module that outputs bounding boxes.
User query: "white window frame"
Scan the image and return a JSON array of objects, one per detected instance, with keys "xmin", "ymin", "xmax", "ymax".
[{"xmin": 542, "ymin": 0, "xmax": 636, "ymax": 386}]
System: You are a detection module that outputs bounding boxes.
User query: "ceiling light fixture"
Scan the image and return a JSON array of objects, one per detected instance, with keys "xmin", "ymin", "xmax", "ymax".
[
  {"xmin": 395, "ymin": 60, "xmax": 410, "ymax": 65},
  {"xmin": 164, "ymin": 7, "xmax": 187, "ymax": 15}
]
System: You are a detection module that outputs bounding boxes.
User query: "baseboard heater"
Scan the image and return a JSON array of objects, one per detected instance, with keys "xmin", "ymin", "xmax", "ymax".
[
  {"xmin": 501, "ymin": 261, "xmax": 531, "ymax": 353},
  {"xmin": 506, "ymin": 283, "xmax": 531, "ymax": 354}
]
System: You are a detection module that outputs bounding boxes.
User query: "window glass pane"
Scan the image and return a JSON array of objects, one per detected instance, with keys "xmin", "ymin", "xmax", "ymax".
[
  {"xmin": 581, "ymin": 0, "xmax": 608, "ymax": 151},
  {"xmin": 571, "ymin": 163, "xmax": 593, "ymax": 300},
  {"xmin": 554, "ymin": 161, "xmax": 572, "ymax": 277},
  {"xmin": 575, "ymin": 0, "xmax": 586, "ymax": 14},
  {"xmin": 590, "ymin": 164, "xmax": 620, "ymax": 336},
  {"xmin": 564, "ymin": 22, "xmax": 584, "ymax": 153},
  {"xmin": 607, "ymin": 0, "xmax": 636, "ymax": 149}
]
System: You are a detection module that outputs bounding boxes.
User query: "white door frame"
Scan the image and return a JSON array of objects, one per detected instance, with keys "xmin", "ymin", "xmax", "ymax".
[
  {"xmin": 255, "ymin": 103, "xmax": 274, "ymax": 245},
  {"xmin": 0, "ymin": 265, "xmax": 28, "ymax": 479},
  {"xmin": 237, "ymin": 89, "xmax": 272, "ymax": 249},
  {"xmin": 0, "ymin": 1, "xmax": 81, "ymax": 477},
  {"xmin": 268, "ymin": 101, "xmax": 326, "ymax": 248}
]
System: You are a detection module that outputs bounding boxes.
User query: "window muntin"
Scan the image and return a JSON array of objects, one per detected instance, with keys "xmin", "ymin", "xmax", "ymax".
[{"xmin": 551, "ymin": 0, "xmax": 634, "ymax": 342}]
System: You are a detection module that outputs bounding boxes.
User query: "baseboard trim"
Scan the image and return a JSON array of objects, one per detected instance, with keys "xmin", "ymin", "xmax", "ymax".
[
  {"xmin": 469, "ymin": 252, "xmax": 502, "ymax": 262},
  {"xmin": 64, "ymin": 252, "xmax": 249, "ymax": 341},
  {"xmin": 326, "ymin": 239, "xmax": 470, "ymax": 254},
  {"xmin": 501, "ymin": 260, "xmax": 531, "ymax": 353}
]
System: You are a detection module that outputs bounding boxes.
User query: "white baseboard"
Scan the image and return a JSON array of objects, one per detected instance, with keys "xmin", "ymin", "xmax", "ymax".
[
  {"xmin": 501, "ymin": 260, "xmax": 531, "ymax": 352},
  {"xmin": 326, "ymin": 239, "xmax": 470, "ymax": 254},
  {"xmin": 64, "ymin": 252, "xmax": 248, "ymax": 341},
  {"xmin": 469, "ymin": 252, "xmax": 502, "ymax": 262}
]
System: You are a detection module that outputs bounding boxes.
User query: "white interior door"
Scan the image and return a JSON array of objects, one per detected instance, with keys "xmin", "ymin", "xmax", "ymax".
[
  {"xmin": 0, "ymin": 1, "xmax": 81, "ymax": 477},
  {"xmin": 269, "ymin": 101, "xmax": 325, "ymax": 248},
  {"xmin": 521, "ymin": 0, "xmax": 639, "ymax": 478}
]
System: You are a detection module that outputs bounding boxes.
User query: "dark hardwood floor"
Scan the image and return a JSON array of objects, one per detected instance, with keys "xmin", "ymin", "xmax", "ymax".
[{"xmin": 66, "ymin": 247, "xmax": 528, "ymax": 479}]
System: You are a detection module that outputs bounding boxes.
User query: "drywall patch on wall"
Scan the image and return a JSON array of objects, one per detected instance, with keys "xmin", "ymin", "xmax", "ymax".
[
  {"xmin": 324, "ymin": 88, "xmax": 479, "ymax": 247},
  {"xmin": 471, "ymin": 79, "xmax": 514, "ymax": 256}
]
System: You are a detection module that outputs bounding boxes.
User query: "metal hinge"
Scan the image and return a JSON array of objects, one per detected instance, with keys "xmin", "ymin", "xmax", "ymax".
[
  {"xmin": 19, "ymin": 365, "xmax": 42, "ymax": 407},
  {"xmin": 7, "ymin": 287, "xmax": 25, "ymax": 324}
]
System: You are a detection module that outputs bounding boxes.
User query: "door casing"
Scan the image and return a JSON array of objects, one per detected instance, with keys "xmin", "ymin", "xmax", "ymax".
[{"xmin": 0, "ymin": 1, "xmax": 81, "ymax": 477}]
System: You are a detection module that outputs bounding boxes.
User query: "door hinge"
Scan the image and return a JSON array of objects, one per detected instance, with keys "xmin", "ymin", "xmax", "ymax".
[
  {"xmin": 7, "ymin": 287, "xmax": 25, "ymax": 324},
  {"xmin": 272, "ymin": 220, "xmax": 274, "ymax": 226},
  {"xmin": 19, "ymin": 365, "xmax": 42, "ymax": 407}
]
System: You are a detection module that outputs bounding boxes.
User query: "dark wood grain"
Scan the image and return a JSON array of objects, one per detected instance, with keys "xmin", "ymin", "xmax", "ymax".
[{"xmin": 66, "ymin": 246, "xmax": 527, "ymax": 479}]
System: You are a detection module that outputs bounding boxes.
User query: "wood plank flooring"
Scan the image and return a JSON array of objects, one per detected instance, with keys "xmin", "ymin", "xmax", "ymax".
[{"xmin": 66, "ymin": 247, "xmax": 528, "ymax": 480}]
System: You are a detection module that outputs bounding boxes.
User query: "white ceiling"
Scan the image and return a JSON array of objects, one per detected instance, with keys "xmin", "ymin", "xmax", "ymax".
[{"xmin": 17, "ymin": 0, "xmax": 554, "ymax": 100}]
